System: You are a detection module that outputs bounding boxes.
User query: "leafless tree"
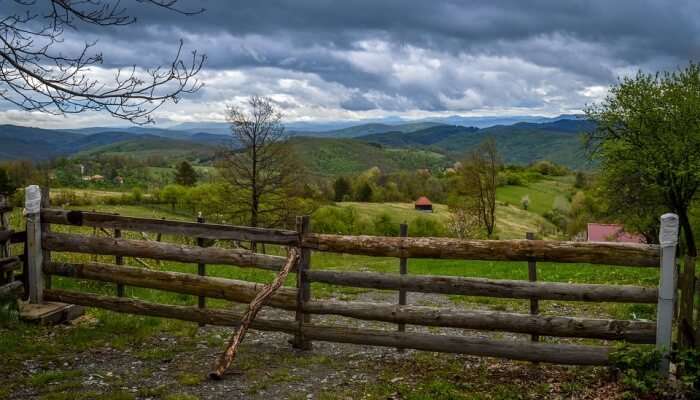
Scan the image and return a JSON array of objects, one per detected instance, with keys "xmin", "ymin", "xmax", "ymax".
[
  {"xmin": 0, "ymin": 0, "xmax": 205, "ymax": 124},
  {"xmin": 220, "ymin": 96, "xmax": 304, "ymax": 229},
  {"xmin": 457, "ymin": 137, "xmax": 500, "ymax": 238}
]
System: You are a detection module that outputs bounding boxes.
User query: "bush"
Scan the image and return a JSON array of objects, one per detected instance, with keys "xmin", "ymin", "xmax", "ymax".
[
  {"xmin": 411, "ymin": 216, "xmax": 446, "ymax": 237},
  {"xmin": 610, "ymin": 345, "xmax": 700, "ymax": 399},
  {"xmin": 373, "ymin": 213, "xmax": 399, "ymax": 236},
  {"xmin": 312, "ymin": 206, "xmax": 368, "ymax": 235}
]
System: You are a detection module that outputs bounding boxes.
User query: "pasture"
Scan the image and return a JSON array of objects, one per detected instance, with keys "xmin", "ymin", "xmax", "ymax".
[{"xmin": 0, "ymin": 202, "xmax": 658, "ymax": 399}]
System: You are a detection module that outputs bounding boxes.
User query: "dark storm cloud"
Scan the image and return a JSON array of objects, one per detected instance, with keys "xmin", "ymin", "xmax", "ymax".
[{"xmin": 3, "ymin": 0, "xmax": 700, "ymax": 124}]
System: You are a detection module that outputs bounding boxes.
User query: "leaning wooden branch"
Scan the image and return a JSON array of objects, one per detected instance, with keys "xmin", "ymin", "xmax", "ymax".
[{"xmin": 209, "ymin": 247, "xmax": 300, "ymax": 380}]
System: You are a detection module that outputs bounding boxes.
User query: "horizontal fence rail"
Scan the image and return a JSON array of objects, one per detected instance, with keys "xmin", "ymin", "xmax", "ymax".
[
  {"xmin": 302, "ymin": 234, "xmax": 660, "ymax": 267},
  {"xmin": 33, "ymin": 207, "xmax": 671, "ymax": 367},
  {"xmin": 44, "ymin": 261, "xmax": 655, "ymax": 343},
  {"xmin": 43, "ymin": 289, "xmax": 612, "ymax": 365},
  {"xmin": 306, "ymin": 270, "xmax": 658, "ymax": 303},
  {"xmin": 41, "ymin": 209, "xmax": 299, "ymax": 245},
  {"xmin": 43, "ymin": 232, "xmax": 287, "ymax": 271},
  {"xmin": 0, "ymin": 280, "xmax": 23, "ymax": 299}
]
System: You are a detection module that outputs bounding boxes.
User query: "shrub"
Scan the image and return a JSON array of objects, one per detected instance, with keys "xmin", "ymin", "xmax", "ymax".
[
  {"xmin": 312, "ymin": 206, "xmax": 368, "ymax": 235},
  {"xmin": 373, "ymin": 213, "xmax": 399, "ymax": 236},
  {"xmin": 411, "ymin": 216, "xmax": 446, "ymax": 237}
]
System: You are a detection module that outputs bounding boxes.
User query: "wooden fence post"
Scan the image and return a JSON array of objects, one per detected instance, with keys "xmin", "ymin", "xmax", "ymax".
[
  {"xmin": 679, "ymin": 255, "xmax": 696, "ymax": 349},
  {"xmin": 657, "ymin": 213, "xmax": 679, "ymax": 376},
  {"xmin": 398, "ymin": 223, "xmax": 408, "ymax": 347},
  {"xmin": 25, "ymin": 185, "xmax": 43, "ymax": 304},
  {"xmin": 115, "ymin": 226, "xmax": 124, "ymax": 297},
  {"xmin": 526, "ymin": 232, "xmax": 539, "ymax": 343},
  {"xmin": 293, "ymin": 215, "xmax": 312, "ymax": 350},
  {"xmin": 197, "ymin": 213, "xmax": 206, "ymax": 327},
  {"xmin": 40, "ymin": 187, "xmax": 51, "ymax": 290}
]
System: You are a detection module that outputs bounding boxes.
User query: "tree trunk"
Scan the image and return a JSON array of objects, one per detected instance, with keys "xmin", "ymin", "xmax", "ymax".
[{"xmin": 679, "ymin": 209, "xmax": 697, "ymax": 257}]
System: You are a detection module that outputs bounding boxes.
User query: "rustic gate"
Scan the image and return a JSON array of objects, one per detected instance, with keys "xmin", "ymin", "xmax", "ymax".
[{"xmin": 14, "ymin": 185, "xmax": 684, "ymax": 373}]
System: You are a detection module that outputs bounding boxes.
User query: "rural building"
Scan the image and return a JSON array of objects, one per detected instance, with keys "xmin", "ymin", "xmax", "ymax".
[
  {"xmin": 586, "ymin": 223, "xmax": 645, "ymax": 243},
  {"xmin": 414, "ymin": 196, "xmax": 433, "ymax": 212},
  {"xmin": 114, "ymin": 176, "xmax": 124, "ymax": 185}
]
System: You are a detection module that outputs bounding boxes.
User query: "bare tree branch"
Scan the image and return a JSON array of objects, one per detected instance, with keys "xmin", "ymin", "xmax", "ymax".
[{"xmin": 0, "ymin": 0, "xmax": 206, "ymax": 124}]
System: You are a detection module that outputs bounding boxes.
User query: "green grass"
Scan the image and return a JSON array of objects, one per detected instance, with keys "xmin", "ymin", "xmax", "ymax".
[
  {"xmin": 496, "ymin": 176, "xmax": 574, "ymax": 216},
  {"xmin": 321, "ymin": 200, "xmax": 558, "ymax": 239},
  {"xmin": 2, "ymin": 200, "xmax": 658, "ymax": 398}
]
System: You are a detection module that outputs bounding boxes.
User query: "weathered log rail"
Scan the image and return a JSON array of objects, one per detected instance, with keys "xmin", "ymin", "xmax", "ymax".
[
  {"xmin": 302, "ymin": 233, "xmax": 660, "ymax": 267},
  {"xmin": 1, "ymin": 200, "xmax": 25, "ymax": 301},
  {"xmin": 32, "ymin": 206, "xmax": 672, "ymax": 367},
  {"xmin": 43, "ymin": 289, "xmax": 612, "ymax": 365},
  {"xmin": 41, "ymin": 209, "xmax": 299, "ymax": 245},
  {"xmin": 43, "ymin": 232, "xmax": 287, "ymax": 271},
  {"xmin": 44, "ymin": 261, "xmax": 656, "ymax": 343},
  {"xmin": 306, "ymin": 270, "xmax": 658, "ymax": 303}
]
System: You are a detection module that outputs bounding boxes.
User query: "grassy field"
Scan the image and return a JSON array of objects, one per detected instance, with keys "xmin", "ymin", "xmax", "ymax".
[
  {"xmin": 1, "ymin": 200, "xmax": 657, "ymax": 399},
  {"xmin": 496, "ymin": 176, "xmax": 574, "ymax": 216},
  {"xmin": 323, "ymin": 200, "xmax": 559, "ymax": 239}
]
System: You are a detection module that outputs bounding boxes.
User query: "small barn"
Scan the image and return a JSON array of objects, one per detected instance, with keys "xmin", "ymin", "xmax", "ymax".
[
  {"xmin": 414, "ymin": 196, "xmax": 433, "ymax": 212},
  {"xmin": 587, "ymin": 223, "xmax": 645, "ymax": 243}
]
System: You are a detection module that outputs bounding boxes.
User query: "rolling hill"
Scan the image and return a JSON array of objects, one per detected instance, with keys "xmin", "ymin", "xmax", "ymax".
[
  {"xmin": 357, "ymin": 119, "xmax": 595, "ymax": 169},
  {"xmin": 288, "ymin": 137, "xmax": 449, "ymax": 176},
  {"xmin": 0, "ymin": 117, "xmax": 595, "ymax": 170}
]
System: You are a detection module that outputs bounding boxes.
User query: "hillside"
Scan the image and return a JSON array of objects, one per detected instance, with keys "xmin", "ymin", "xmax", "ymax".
[
  {"xmin": 75, "ymin": 136, "xmax": 216, "ymax": 159},
  {"xmin": 288, "ymin": 137, "xmax": 449, "ymax": 176},
  {"xmin": 357, "ymin": 119, "xmax": 594, "ymax": 169},
  {"xmin": 0, "ymin": 118, "xmax": 594, "ymax": 169}
]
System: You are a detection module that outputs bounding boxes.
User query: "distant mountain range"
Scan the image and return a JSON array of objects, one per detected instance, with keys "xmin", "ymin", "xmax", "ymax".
[{"xmin": 0, "ymin": 114, "xmax": 595, "ymax": 170}]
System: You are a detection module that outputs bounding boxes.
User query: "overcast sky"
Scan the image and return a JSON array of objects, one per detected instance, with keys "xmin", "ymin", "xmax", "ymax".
[{"xmin": 2, "ymin": 0, "xmax": 699, "ymax": 128}]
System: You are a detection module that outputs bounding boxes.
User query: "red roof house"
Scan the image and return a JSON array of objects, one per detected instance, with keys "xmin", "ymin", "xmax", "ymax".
[
  {"xmin": 587, "ymin": 223, "xmax": 645, "ymax": 243},
  {"xmin": 415, "ymin": 196, "xmax": 433, "ymax": 212}
]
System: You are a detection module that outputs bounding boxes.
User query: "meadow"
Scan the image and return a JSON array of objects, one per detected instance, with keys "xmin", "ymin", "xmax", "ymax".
[{"xmin": 0, "ymin": 188, "xmax": 658, "ymax": 399}]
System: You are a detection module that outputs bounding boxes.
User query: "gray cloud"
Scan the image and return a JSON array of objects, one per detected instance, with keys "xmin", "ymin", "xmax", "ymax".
[{"xmin": 2, "ymin": 0, "xmax": 700, "ymax": 126}]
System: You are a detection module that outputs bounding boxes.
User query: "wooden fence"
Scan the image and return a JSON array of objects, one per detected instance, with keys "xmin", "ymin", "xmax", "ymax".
[
  {"xmin": 0, "ymin": 196, "xmax": 26, "ymax": 302},
  {"xmin": 20, "ymin": 187, "xmax": 683, "ymax": 370}
]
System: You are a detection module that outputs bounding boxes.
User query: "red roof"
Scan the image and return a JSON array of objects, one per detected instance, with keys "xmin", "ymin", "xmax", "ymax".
[
  {"xmin": 587, "ymin": 223, "xmax": 645, "ymax": 243},
  {"xmin": 415, "ymin": 196, "xmax": 432, "ymax": 206}
]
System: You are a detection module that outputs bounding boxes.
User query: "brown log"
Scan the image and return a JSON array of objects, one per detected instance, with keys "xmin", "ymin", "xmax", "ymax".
[
  {"xmin": 302, "ymin": 234, "xmax": 660, "ymax": 267},
  {"xmin": 43, "ymin": 289, "xmax": 611, "ymax": 365},
  {"xmin": 43, "ymin": 232, "xmax": 287, "ymax": 271},
  {"xmin": 210, "ymin": 248, "xmax": 299, "ymax": 379},
  {"xmin": 10, "ymin": 231, "xmax": 26, "ymax": 244},
  {"xmin": 44, "ymin": 261, "xmax": 297, "ymax": 308},
  {"xmin": 0, "ymin": 280, "xmax": 23, "ymax": 299},
  {"xmin": 303, "ymin": 300, "xmax": 655, "ymax": 343},
  {"xmin": 0, "ymin": 229, "xmax": 12, "ymax": 243},
  {"xmin": 44, "ymin": 261, "xmax": 652, "ymax": 342},
  {"xmin": 679, "ymin": 256, "xmax": 697, "ymax": 348},
  {"xmin": 41, "ymin": 208, "xmax": 299, "ymax": 245},
  {"xmin": 307, "ymin": 270, "xmax": 657, "ymax": 303},
  {"xmin": 0, "ymin": 256, "xmax": 21, "ymax": 274}
]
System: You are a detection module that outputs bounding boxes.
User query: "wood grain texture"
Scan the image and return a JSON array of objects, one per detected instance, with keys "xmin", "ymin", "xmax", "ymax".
[
  {"xmin": 43, "ymin": 232, "xmax": 287, "ymax": 271},
  {"xmin": 42, "ymin": 208, "xmax": 299, "ymax": 244},
  {"xmin": 43, "ymin": 289, "xmax": 612, "ymax": 365},
  {"xmin": 306, "ymin": 270, "xmax": 657, "ymax": 303},
  {"xmin": 302, "ymin": 233, "xmax": 660, "ymax": 267},
  {"xmin": 44, "ymin": 261, "xmax": 652, "ymax": 342},
  {"xmin": 210, "ymin": 248, "xmax": 299, "ymax": 379}
]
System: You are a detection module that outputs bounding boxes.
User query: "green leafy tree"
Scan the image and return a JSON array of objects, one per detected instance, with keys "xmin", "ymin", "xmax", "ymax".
[
  {"xmin": 356, "ymin": 182, "xmax": 373, "ymax": 202},
  {"xmin": 0, "ymin": 168, "xmax": 17, "ymax": 196},
  {"xmin": 333, "ymin": 177, "xmax": 352, "ymax": 202},
  {"xmin": 586, "ymin": 63, "xmax": 700, "ymax": 255},
  {"xmin": 161, "ymin": 184, "xmax": 185, "ymax": 211},
  {"xmin": 174, "ymin": 161, "xmax": 198, "ymax": 186}
]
